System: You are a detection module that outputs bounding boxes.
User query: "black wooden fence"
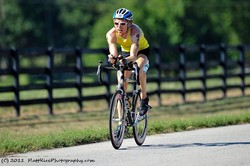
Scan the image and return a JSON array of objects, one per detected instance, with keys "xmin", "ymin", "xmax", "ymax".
[{"xmin": 0, "ymin": 44, "xmax": 250, "ymax": 117}]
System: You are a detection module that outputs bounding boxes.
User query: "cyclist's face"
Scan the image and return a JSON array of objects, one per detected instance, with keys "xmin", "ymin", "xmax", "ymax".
[{"xmin": 113, "ymin": 19, "xmax": 129, "ymax": 36}]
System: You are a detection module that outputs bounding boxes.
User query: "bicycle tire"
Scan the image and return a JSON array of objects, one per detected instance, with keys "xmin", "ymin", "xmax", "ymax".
[
  {"xmin": 132, "ymin": 94, "xmax": 148, "ymax": 146},
  {"xmin": 109, "ymin": 90, "xmax": 126, "ymax": 149}
]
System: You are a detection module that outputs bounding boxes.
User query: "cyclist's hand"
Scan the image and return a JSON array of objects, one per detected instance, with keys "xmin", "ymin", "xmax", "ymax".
[
  {"xmin": 108, "ymin": 54, "xmax": 117, "ymax": 64},
  {"xmin": 119, "ymin": 58, "xmax": 128, "ymax": 66}
]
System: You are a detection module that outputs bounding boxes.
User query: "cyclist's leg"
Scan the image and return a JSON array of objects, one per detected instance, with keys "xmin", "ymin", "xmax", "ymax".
[
  {"xmin": 121, "ymin": 51, "xmax": 132, "ymax": 93},
  {"xmin": 124, "ymin": 70, "xmax": 131, "ymax": 91},
  {"xmin": 116, "ymin": 72, "xmax": 123, "ymax": 125},
  {"xmin": 136, "ymin": 54, "xmax": 148, "ymax": 100},
  {"xmin": 116, "ymin": 70, "xmax": 131, "ymax": 125},
  {"xmin": 136, "ymin": 54, "xmax": 150, "ymax": 115}
]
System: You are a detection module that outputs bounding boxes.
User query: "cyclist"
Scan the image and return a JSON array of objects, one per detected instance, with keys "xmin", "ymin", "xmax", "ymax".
[{"xmin": 106, "ymin": 8, "xmax": 150, "ymax": 116}]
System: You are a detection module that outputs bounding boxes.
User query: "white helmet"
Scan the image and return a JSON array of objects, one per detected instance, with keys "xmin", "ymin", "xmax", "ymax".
[{"xmin": 113, "ymin": 8, "xmax": 133, "ymax": 21}]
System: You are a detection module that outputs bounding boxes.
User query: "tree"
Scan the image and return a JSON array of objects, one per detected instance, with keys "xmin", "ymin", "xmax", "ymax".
[
  {"xmin": 89, "ymin": 0, "xmax": 185, "ymax": 48},
  {"xmin": 0, "ymin": 0, "xmax": 32, "ymax": 48},
  {"xmin": 0, "ymin": 0, "xmax": 250, "ymax": 48},
  {"xmin": 231, "ymin": 0, "xmax": 250, "ymax": 43}
]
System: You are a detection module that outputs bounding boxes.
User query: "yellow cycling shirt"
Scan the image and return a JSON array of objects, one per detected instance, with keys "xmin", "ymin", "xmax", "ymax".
[{"xmin": 116, "ymin": 27, "xmax": 149, "ymax": 52}]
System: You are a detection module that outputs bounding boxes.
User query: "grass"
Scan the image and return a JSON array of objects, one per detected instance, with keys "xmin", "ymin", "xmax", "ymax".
[
  {"xmin": 1, "ymin": 95, "xmax": 250, "ymax": 156},
  {"xmin": 1, "ymin": 113, "xmax": 250, "ymax": 156}
]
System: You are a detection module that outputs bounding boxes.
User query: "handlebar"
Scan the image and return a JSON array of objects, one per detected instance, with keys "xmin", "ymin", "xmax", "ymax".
[{"xmin": 96, "ymin": 60, "xmax": 140, "ymax": 85}]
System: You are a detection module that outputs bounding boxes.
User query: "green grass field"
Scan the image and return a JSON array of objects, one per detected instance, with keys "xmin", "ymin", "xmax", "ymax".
[{"xmin": 1, "ymin": 94, "xmax": 250, "ymax": 156}]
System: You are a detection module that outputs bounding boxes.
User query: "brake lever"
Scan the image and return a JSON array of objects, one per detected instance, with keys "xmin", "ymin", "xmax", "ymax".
[{"xmin": 96, "ymin": 61, "xmax": 103, "ymax": 75}]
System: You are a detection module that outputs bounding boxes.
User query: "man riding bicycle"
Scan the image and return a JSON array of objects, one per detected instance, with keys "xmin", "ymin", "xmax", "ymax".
[{"xmin": 106, "ymin": 8, "xmax": 150, "ymax": 116}]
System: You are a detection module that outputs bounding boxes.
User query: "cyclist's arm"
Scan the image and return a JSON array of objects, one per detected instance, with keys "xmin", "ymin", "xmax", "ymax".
[
  {"xmin": 106, "ymin": 28, "xmax": 118, "ymax": 57},
  {"xmin": 126, "ymin": 26, "xmax": 141, "ymax": 63}
]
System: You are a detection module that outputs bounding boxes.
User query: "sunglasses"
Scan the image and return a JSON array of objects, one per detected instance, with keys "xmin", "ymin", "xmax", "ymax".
[{"xmin": 114, "ymin": 22, "xmax": 127, "ymax": 26}]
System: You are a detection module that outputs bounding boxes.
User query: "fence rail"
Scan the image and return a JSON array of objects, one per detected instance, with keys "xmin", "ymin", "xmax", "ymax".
[{"xmin": 0, "ymin": 44, "xmax": 250, "ymax": 116}]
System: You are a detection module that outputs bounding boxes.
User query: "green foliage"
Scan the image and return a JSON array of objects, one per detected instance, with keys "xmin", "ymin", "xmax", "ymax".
[
  {"xmin": 1, "ymin": 95, "xmax": 250, "ymax": 156},
  {"xmin": 0, "ymin": 0, "xmax": 250, "ymax": 48},
  {"xmin": 0, "ymin": 128, "xmax": 110, "ymax": 154},
  {"xmin": 182, "ymin": 0, "xmax": 235, "ymax": 44},
  {"xmin": 0, "ymin": 0, "xmax": 33, "ymax": 47},
  {"xmin": 1, "ymin": 112, "xmax": 250, "ymax": 155}
]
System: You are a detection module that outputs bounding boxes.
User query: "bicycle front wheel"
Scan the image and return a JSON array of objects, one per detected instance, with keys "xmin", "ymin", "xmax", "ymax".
[
  {"xmin": 109, "ymin": 90, "xmax": 126, "ymax": 149},
  {"xmin": 133, "ymin": 94, "xmax": 148, "ymax": 146}
]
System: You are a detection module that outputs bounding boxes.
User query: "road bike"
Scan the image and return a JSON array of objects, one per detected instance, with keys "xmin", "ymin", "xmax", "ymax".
[{"xmin": 97, "ymin": 59, "xmax": 150, "ymax": 149}]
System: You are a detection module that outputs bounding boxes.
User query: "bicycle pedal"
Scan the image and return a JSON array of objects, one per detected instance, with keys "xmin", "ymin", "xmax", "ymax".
[
  {"xmin": 133, "ymin": 113, "xmax": 147, "ymax": 126},
  {"xmin": 141, "ymin": 114, "xmax": 148, "ymax": 120}
]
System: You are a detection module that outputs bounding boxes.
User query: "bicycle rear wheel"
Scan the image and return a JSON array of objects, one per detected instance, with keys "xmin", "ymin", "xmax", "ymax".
[
  {"xmin": 109, "ymin": 90, "xmax": 126, "ymax": 149},
  {"xmin": 132, "ymin": 94, "xmax": 148, "ymax": 146}
]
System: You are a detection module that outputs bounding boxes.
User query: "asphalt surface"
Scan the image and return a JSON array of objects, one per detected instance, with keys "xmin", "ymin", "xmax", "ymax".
[{"xmin": 2, "ymin": 124, "xmax": 250, "ymax": 166}]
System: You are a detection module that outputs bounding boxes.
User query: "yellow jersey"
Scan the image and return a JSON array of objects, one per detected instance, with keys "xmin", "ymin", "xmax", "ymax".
[{"xmin": 116, "ymin": 27, "xmax": 149, "ymax": 52}]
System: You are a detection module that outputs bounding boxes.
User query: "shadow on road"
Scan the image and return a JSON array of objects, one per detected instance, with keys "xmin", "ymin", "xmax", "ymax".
[{"xmin": 122, "ymin": 142, "xmax": 250, "ymax": 150}]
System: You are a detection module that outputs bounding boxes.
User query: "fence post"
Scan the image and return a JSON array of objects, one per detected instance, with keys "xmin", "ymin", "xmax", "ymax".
[
  {"xmin": 102, "ymin": 48, "xmax": 112, "ymax": 105},
  {"xmin": 47, "ymin": 47, "xmax": 54, "ymax": 115},
  {"xmin": 179, "ymin": 45, "xmax": 186, "ymax": 102},
  {"xmin": 220, "ymin": 44, "xmax": 227, "ymax": 98},
  {"xmin": 200, "ymin": 44, "xmax": 207, "ymax": 101},
  {"xmin": 154, "ymin": 46, "xmax": 162, "ymax": 106},
  {"xmin": 76, "ymin": 47, "xmax": 83, "ymax": 112},
  {"xmin": 238, "ymin": 45, "xmax": 245, "ymax": 96},
  {"xmin": 11, "ymin": 47, "xmax": 20, "ymax": 117}
]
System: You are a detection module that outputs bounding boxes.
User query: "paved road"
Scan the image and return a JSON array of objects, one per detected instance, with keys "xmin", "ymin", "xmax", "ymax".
[{"xmin": 2, "ymin": 124, "xmax": 250, "ymax": 166}]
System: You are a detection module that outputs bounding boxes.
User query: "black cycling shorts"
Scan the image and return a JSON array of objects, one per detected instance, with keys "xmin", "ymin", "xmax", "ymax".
[{"xmin": 121, "ymin": 47, "xmax": 150, "ymax": 58}]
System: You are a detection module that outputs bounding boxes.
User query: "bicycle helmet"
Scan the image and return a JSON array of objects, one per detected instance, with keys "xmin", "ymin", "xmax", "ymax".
[{"xmin": 113, "ymin": 8, "xmax": 133, "ymax": 21}]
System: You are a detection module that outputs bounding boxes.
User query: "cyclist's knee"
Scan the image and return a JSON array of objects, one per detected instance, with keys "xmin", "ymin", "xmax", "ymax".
[
  {"xmin": 138, "ymin": 60, "xmax": 149, "ymax": 73},
  {"xmin": 136, "ymin": 55, "xmax": 148, "ymax": 66}
]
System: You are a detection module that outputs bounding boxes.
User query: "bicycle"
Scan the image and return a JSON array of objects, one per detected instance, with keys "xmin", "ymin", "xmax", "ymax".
[{"xmin": 97, "ymin": 58, "xmax": 151, "ymax": 149}]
